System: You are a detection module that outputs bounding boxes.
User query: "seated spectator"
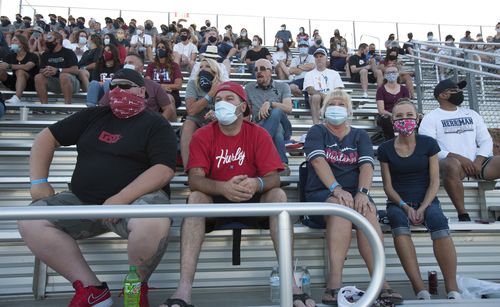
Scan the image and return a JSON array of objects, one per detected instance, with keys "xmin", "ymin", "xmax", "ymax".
[
  {"xmin": 103, "ymin": 33, "xmax": 126, "ymax": 64},
  {"xmin": 329, "ymin": 29, "xmax": 348, "ymax": 71},
  {"xmin": 163, "ymin": 81, "xmax": 315, "ymax": 307},
  {"xmin": 459, "ymin": 30, "xmax": 474, "ymax": 49},
  {"xmin": 19, "ymin": 68, "xmax": 176, "ymax": 307},
  {"xmin": 403, "ymin": 32, "xmax": 414, "ymax": 54},
  {"xmin": 144, "ymin": 19, "xmax": 158, "ymax": 49},
  {"xmin": 274, "ymin": 23, "xmax": 294, "ymax": 47},
  {"xmin": 385, "ymin": 33, "xmax": 400, "ymax": 50},
  {"xmin": 145, "ymin": 41, "xmax": 182, "ymax": 111},
  {"xmin": 99, "ymin": 53, "xmax": 176, "ymax": 122},
  {"xmin": 234, "ymin": 28, "xmax": 251, "ymax": 62},
  {"xmin": 245, "ymin": 35, "xmax": 271, "ymax": 76},
  {"xmin": 158, "ymin": 24, "xmax": 171, "ymax": 44},
  {"xmin": 58, "ymin": 28, "xmax": 72, "ymax": 49},
  {"xmin": 379, "ymin": 48, "xmax": 415, "ymax": 98},
  {"xmin": 0, "ymin": 16, "xmax": 15, "ymax": 44},
  {"xmin": 376, "ymin": 66, "xmax": 410, "ymax": 141},
  {"xmin": 0, "ymin": 34, "xmax": 39, "ymax": 104},
  {"xmin": 115, "ymin": 28, "xmax": 130, "ymax": 52},
  {"xmin": 421, "ymin": 31, "xmax": 439, "ymax": 54},
  {"xmin": 419, "ymin": 79, "xmax": 500, "ymax": 221},
  {"xmin": 86, "ymin": 44, "xmax": 122, "ymax": 107},
  {"xmin": 91, "ymin": 21, "xmax": 101, "ymax": 36},
  {"xmin": 75, "ymin": 16, "xmax": 91, "ymax": 34},
  {"xmin": 189, "ymin": 46, "xmax": 230, "ymax": 81},
  {"xmin": 272, "ymin": 38, "xmax": 292, "ymax": 80},
  {"xmin": 77, "ymin": 34, "xmax": 103, "ymax": 92},
  {"xmin": 296, "ymin": 26, "xmax": 309, "ymax": 43},
  {"xmin": 101, "ymin": 17, "xmax": 115, "ymax": 36},
  {"xmin": 308, "ymin": 35, "xmax": 325, "ymax": 55},
  {"xmin": 180, "ymin": 58, "xmax": 224, "ymax": 169},
  {"xmin": 304, "ymin": 47, "xmax": 344, "ymax": 124},
  {"xmin": 349, "ymin": 43, "xmax": 383, "ymax": 98},
  {"xmin": 366, "ymin": 44, "xmax": 382, "ymax": 66},
  {"xmin": 245, "ymin": 59, "xmax": 293, "ymax": 175},
  {"xmin": 13, "ymin": 14, "xmax": 23, "ymax": 29},
  {"xmin": 27, "ymin": 26, "xmax": 45, "ymax": 55},
  {"xmin": 130, "ymin": 25, "xmax": 153, "ymax": 62},
  {"xmin": 223, "ymin": 24, "xmax": 238, "ymax": 45},
  {"xmin": 436, "ymin": 35, "xmax": 457, "ymax": 80},
  {"xmin": 286, "ymin": 40, "xmax": 315, "ymax": 98},
  {"xmin": 69, "ymin": 30, "xmax": 89, "ymax": 62},
  {"xmin": 303, "ymin": 89, "xmax": 403, "ymax": 306},
  {"xmin": 35, "ymin": 31, "xmax": 80, "ymax": 104},
  {"xmin": 173, "ymin": 27, "xmax": 198, "ymax": 72},
  {"xmin": 309, "ymin": 29, "xmax": 320, "ymax": 46},
  {"xmin": 199, "ymin": 29, "xmax": 236, "ymax": 74},
  {"xmin": 378, "ymin": 99, "xmax": 461, "ymax": 300}
]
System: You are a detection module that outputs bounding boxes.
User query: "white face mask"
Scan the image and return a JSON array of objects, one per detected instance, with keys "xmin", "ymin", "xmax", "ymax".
[
  {"xmin": 136, "ymin": 29, "xmax": 143, "ymax": 35},
  {"xmin": 252, "ymin": 40, "xmax": 258, "ymax": 47},
  {"xmin": 215, "ymin": 101, "xmax": 240, "ymax": 125},
  {"xmin": 123, "ymin": 63, "xmax": 136, "ymax": 70},
  {"xmin": 299, "ymin": 47, "xmax": 308, "ymax": 55},
  {"xmin": 281, "ymin": 27, "xmax": 286, "ymax": 31},
  {"xmin": 241, "ymin": 31, "xmax": 247, "ymax": 36},
  {"xmin": 79, "ymin": 37, "xmax": 87, "ymax": 44},
  {"xmin": 325, "ymin": 106, "xmax": 348, "ymax": 125},
  {"xmin": 427, "ymin": 35, "xmax": 433, "ymax": 40},
  {"xmin": 496, "ymin": 28, "xmax": 500, "ymax": 33},
  {"xmin": 104, "ymin": 38, "xmax": 110, "ymax": 45},
  {"xmin": 277, "ymin": 42, "xmax": 284, "ymax": 49}
]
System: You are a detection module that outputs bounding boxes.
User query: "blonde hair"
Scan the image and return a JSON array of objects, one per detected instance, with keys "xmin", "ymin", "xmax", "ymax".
[
  {"xmin": 391, "ymin": 98, "xmax": 417, "ymax": 118},
  {"xmin": 321, "ymin": 89, "xmax": 353, "ymax": 118},
  {"xmin": 194, "ymin": 58, "xmax": 222, "ymax": 92}
]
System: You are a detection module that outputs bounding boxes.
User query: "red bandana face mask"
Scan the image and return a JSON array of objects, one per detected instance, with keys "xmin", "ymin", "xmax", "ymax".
[{"xmin": 108, "ymin": 87, "xmax": 146, "ymax": 119}]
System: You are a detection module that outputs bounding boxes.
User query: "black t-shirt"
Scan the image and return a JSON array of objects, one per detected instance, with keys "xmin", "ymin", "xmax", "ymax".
[
  {"xmin": 245, "ymin": 47, "xmax": 270, "ymax": 62},
  {"xmin": 48, "ymin": 107, "xmax": 177, "ymax": 204},
  {"xmin": 4, "ymin": 51, "xmax": 39, "ymax": 77},
  {"xmin": 235, "ymin": 37, "xmax": 252, "ymax": 49},
  {"xmin": 41, "ymin": 47, "xmax": 78, "ymax": 69},
  {"xmin": 349, "ymin": 54, "xmax": 368, "ymax": 76},
  {"xmin": 78, "ymin": 47, "xmax": 103, "ymax": 68},
  {"xmin": 91, "ymin": 63, "xmax": 121, "ymax": 81},
  {"xmin": 377, "ymin": 135, "xmax": 440, "ymax": 203}
]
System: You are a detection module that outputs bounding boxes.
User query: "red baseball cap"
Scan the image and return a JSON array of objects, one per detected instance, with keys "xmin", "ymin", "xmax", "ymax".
[{"xmin": 215, "ymin": 81, "xmax": 247, "ymax": 102}]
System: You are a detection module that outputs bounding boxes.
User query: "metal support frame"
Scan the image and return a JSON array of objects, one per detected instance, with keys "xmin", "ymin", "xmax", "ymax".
[
  {"xmin": 1, "ymin": 203, "xmax": 385, "ymax": 307},
  {"xmin": 465, "ymin": 52, "xmax": 479, "ymax": 112},
  {"xmin": 413, "ymin": 43, "xmax": 424, "ymax": 114}
]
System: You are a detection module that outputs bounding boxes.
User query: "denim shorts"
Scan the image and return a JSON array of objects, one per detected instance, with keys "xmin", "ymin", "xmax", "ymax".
[
  {"xmin": 386, "ymin": 199, "xmax": 450, "ymax": 240},
  {"xmin": 30, "ymin": 190, "xmax": 170, "ymax": 239}
]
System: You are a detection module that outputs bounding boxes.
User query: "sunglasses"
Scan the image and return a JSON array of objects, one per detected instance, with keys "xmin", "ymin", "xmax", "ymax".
[
  {"xmin": 254, "ymin": 66, "xmax": 271, "ymax": 73},
  {"xmin": 109, "ymin": 83, "xmax": 137, "ymax": 90}
]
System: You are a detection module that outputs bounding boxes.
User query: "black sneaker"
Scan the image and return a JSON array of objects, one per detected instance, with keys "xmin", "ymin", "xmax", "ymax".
[{"xmin": 458, "ymin": 213, "xmax": 471, "ymax": 222}]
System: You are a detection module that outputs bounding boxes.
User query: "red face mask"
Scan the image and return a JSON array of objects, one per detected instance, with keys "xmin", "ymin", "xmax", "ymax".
[
  {"xmin": 108, "ymin": 87, "xmax": 146, "ymax": 119},
  {"xmin": 103, "ymin": 51, "xmax": 113, "ymax": 61}
]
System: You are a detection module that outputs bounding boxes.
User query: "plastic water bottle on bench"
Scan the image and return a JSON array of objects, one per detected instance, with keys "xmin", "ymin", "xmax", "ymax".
[
  {"xmin": 301, "ymin": 266, "xmax": 311, "ymax": 295},
  {"xmin": 270, "ymin": 266, "xmax": 280, "ymax": 303}
]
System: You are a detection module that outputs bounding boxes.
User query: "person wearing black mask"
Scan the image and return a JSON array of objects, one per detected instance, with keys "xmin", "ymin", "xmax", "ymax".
[
  {"xmin": 419, "ymin": 79, "xmax": 500, "ymax": 222},
  {"xmin": 308, "ymin": 34, "xmax": 324, "ymax": 55},
  {"xmin": 143, "ymin": 20, "xmax": 158, "ymax": 50},
  {"xmin": 0, "ymin": 16, "xmax": 14, "ymax": 42},
  {"xmin": 34, "ymin": 31, "xmax": 80, "ymax": 104},
  {"xmin": 145, "ymin": 41, "xmax": 182, "ymax": 113},
  {"xmin": 173, "ymin": 28, "xmax": 198, "ymax": 72},
  {"xmin": 76, "ymin": 17, "xmax": 86, "ymax": 30},
  {"xmin": 21, "ymin": 16, "xmax": 32, "ymax": 29},
  {"xmin": 13, "ymin": 14, "xmax": 23, "ymax": 29},
  {"xmin": 199, "ymin": 29, "xmax": 236, "ymax": 73}
]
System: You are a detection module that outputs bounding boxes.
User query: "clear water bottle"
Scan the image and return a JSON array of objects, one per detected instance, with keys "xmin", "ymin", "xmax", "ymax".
[
  {"xmin": 270, "ymin": 266, "xmax": 280, "ymax": 303},
  {"xmin": 301, "ymin": 266, "xmax": 311, "ymax": 295}
]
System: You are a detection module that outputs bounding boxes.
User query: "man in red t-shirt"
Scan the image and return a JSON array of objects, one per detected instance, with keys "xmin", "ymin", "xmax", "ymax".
[{"xmin": 162, "ymin": 82, "xmax": 316, "ymax": 307}]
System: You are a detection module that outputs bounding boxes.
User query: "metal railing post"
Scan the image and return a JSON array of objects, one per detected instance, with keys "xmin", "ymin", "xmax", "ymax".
[
  {"xmin": 263, "ymin": 16, "xmax": 266, "ymax": 46},
  {"xmin": 465, "ymin": 52, "xmax": 479, "ymax": 112},
  {"xmin": 278, "ymin": 211, "xmax": 293, "ymax": 307},
  {"xmin": 438, "ymin": 24, "xmax": 442, "ymax": 42},
  {"xmin": 395, "ymin": 22, "xmax": 399, "ymax": 42},
  {"xmin": 352, "ymin": 21, "xmax": 357, "ymax": 48},
  {"xmin": 452, "ymin": 49, "xmax": 459, "ymax": 82},
  {"xmin": 413, "ymin": 42, "xmax": 424, "ymax": 113},
  {"xmin": 308, "ymin": 19, "xmax": 312, "ymax": 40}
]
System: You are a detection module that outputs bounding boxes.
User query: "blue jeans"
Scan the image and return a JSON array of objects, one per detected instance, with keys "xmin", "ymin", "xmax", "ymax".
[
  {"xmin": 0, "ymin": 102, "xmax": 5, "ymax": 118},
  {"xmin": 258, "ymin": 108, "xmax": 291, "ymax": 164},
  {"xmin": 386, "ymin": 199, "xmax": 450, "ymax": 240},
  {"xmin": 86, "ymin": 80, "xmax": 111, "ymax": 107}
]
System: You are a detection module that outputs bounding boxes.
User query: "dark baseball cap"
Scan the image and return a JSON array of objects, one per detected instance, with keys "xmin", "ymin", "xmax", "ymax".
[
  {"xmin": 433, "ymin": 79, "xmax": 466, "ymax": 99},
  {"xmin": 111, "ymin": 69, "xmax": 144, "ymax": 87},
  {"xmin": 313, "ymin": 47, "xmax": 328, "ymax": 56}
]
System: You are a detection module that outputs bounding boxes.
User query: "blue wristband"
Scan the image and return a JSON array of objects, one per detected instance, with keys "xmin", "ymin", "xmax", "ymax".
[
  {"xmin": 399, "ymin": 199, "xmax": 407, "ymax": 207},
  {"xmin": 31, "ymin": 178, "xmax": 48, "ymax": 185},
  {"xmin": 257, "ymin": 177, "xmax": 264, "ymax": 193},
  {"xmin": 329, "ymin": 181, "xmax": 340, "ymax": 193}
]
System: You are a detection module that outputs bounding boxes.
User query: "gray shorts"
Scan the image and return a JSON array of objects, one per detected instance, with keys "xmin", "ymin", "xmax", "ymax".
[
  {"xmin": 30, "ymin": 190, "xmax": 170, "ymax": 239},
  {"xmin": 47, "ymin": 75, "xmax": 81, "ymax": 94}
]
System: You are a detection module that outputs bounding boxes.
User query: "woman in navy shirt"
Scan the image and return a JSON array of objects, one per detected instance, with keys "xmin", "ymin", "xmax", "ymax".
[
  {"xmin": 304, "ymin": 89, "xmax": 402, "ymax": 305},
  {"xmin": 378, "ymin": 99, "xmax": 461, "ymax": 300}
]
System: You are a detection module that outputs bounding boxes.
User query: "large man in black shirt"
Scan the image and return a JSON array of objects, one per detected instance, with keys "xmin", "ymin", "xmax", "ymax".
[
  {"xmin": 34, "ymin": 31, "xmax": 80, "ymax": 104},
  {"xmin": 19, "ymin": 69, "xmax": 177, "ymax": 307}
]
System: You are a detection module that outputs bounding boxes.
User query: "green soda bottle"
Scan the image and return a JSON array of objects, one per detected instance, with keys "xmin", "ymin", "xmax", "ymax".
[{"xmin": 124, "ymin": 265, "xmax": 141, "ymax": 307}]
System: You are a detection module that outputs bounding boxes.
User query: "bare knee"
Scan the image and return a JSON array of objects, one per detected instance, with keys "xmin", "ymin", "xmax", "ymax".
[
  {"xmin": 359, "ymin": 69, "xmax": 368, "ymax": 76},
  {"xmin": 188, "ymin": 191, "xmax": 213, "ymax": 204},
  {"xmin": 18, "ymin": 219, "xmax": 53, "ymax": 238},
  {"xmin": 261, "ymin": 187, "xmax": 286, "ymax": 203},
  {"xmin": 440, "ymin": 157, "xmax": 463, "ymax": 179}
]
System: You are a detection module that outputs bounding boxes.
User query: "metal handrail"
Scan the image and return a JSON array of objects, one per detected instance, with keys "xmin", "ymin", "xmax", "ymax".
[{"xmin": 1, "ymin": 202, "xmax": 385, "ymax": 307}]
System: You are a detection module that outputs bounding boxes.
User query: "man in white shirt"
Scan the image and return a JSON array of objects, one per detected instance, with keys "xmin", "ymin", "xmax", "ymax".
[
  {"xmin": 303, "ymin": 47, "xmax": 344, "ymax": 124},
  {"xmin": 419, "ymin": 79, "xmax": 500, "ymax": 221},
  {"xmin": 287, "ymin": 40, "xmax": 315, "ymax": 97},
  {"xmin": 173, "ymin": 28, "xmax": 198, "ymax": 72},
  {"xmin": 130, "ymin": 25, "xmax": 153, "ymax": 62}
]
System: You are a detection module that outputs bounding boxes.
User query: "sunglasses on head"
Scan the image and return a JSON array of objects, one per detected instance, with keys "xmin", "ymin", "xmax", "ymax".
[
  {"xmin": 254, "ymin": 66, "xmax": 271, "ymax": 72},
  {"xmin": 109, "ymin": 83, "xmax": 137, "ymax": 90}
]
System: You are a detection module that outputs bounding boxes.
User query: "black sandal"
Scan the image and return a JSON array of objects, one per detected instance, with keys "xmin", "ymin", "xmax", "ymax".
[
  {"xmin": 322, "ymin": 288, "xmax": 340, "ymax": 306},
  {"xmin": 293, "ymin": 293, "xmax": 316, "ymax": 306},
  {"xmin": 163, "ymin": 298, "xmax": 194, "ymax": 307}
]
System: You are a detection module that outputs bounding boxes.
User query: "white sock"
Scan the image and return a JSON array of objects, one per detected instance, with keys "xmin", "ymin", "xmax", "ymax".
[{"xmin": 416, "ymin": 290, "xmax": 431, "ymax": 300}]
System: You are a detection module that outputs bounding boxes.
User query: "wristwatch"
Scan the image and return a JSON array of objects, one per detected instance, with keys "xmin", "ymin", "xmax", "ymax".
[{"xmin": 358, "ymin": 187, "xmax": 370, "ymax": 195}]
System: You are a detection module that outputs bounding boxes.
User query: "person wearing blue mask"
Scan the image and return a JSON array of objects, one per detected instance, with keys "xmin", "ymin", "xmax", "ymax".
[
  {"xmin": 162, "ymin": 81, "xmax": 316, "ymax": 307},
  {"xmin": 303, "ymin": 89, "xmax": 403, "ymax": 306},
  {"xmin": 0, "ymin": 34, "xmax": 39, "ymax": 104},
  {"xmin": 287, "ymin": 40, "xmax": 315, "ymax": 98}
]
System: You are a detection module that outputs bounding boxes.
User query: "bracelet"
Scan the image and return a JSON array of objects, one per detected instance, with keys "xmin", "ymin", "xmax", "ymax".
[
  {"xmin": 398, "ymin": 199, "xmax": 407, "ymax": 207},
  {"xmin": 31, "ymin": 178, "xmax": 48, "ymax": 185},
  {"xmin": 204, "ymin": 94, "xmax": 212, "ymax": 103},
  {"xmin": 257, "ymin": 177, "xmax": 264, "ymax": 193},
  {"xmin": 329, "ymin": 181, "xmax": 340, "ymax": 193}
]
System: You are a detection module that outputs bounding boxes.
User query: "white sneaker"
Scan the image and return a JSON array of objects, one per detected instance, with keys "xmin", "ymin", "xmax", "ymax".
[
  {"xmin": 447, "ymin": 291, "xmax": 462, "ymax": 299},
  {"xmin": 362, "ymin": 92, "xmax": 368, "ymax": 98},
  {"xmin": 5, "ymin": 95, "xmax": 21, "ymax": 104},
  {"xmin": 416, "ymin": 290, "xmax": 431, "ymax": 300}
]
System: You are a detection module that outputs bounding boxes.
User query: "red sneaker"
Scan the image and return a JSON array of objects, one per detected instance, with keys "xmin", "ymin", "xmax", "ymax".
[
  {"xmin": 140, "ymin": 282, "xmax": 149, "ymax": 307},
  {"xmin": 68, "ymin": 280, "xmax": 113, "ymax": 307}
]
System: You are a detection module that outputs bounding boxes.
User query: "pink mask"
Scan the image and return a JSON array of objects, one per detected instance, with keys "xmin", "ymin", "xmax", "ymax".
[
  {"xmin": 393, "ymin": 118, "xmax": 417, "ymax": 136},
  {"xmin": 109, "ymin": 87, "xmax": 146, "ymax": 119}
]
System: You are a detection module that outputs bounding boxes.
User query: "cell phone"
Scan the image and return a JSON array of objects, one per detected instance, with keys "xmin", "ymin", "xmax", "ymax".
[{"xmin": 475, "ymin": 218, "xmax": 495, "ymax": 224}]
